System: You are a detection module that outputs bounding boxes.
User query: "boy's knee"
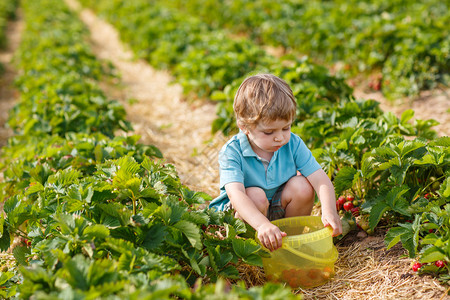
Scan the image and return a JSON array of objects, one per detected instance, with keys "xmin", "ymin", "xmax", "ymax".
[
  {"xmin": 246, "ymin": 187, "xmax": 269, "ymax": 209},
  {"xmin": 285, "ymin": 176, "xmax": 314, "ymax": 202}
]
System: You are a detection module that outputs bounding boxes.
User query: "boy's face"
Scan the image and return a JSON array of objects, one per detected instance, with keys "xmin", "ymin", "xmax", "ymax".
[{"xmin": 243, "ymin": 119, "xmax": 292, "ymax": 157}]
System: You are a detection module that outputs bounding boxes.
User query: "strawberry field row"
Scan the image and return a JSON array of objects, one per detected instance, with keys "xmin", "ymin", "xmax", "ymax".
[
  {"xmin": 0, "ymin": 0, "xmax": 17, "ymax": 49},
  {"xmin": 161, "ymin": 0, "xmax": 450, "ymax": 100},
  {"xmin": 77, "ymin": 0, "xmax": 450, "ymax": 284},
  {"xmin": 0, "ymin": 0, "xmax": 298, "ymax": 298},
  {"xmin": 78, "ymin": 0, "xmax": 353, "ymax": 136},
  {"xmin": 0, "ymin": 0, "xmax": 18, "ymax": 74}
]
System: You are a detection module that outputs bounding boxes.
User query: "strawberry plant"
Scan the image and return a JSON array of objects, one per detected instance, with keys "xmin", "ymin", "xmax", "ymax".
[
  {"xmin": 79, "ymin": 0, "xmax": 275, "ymax": 99},
  {"xmin": 0, "ymin": 0, "xmax": 300, "ymax": 297},
  {"xmin": 9, "ymin": 28, "xmax": 130, "ymax": 137},
  {"xmin": 165, "ymin": 0, "xmax": 450, "ymax": 99},
  {"xmin": 79, "ymin": 0, "xmax": 353, "ymax": 134}
]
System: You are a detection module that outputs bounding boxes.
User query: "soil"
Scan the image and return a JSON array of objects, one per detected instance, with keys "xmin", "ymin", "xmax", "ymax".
[{"xmin": 0, "ymin": 1, "xmax": 449, "ymax": 299}]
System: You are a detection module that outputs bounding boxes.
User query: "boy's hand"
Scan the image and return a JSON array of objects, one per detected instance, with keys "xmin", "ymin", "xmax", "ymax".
[
  {"xmin": 256, "ymin": 222, "xmax": 287, "ymax": 252},
  {"xmin": 321, "ymin": 212, "xmax": 342, "ymax": 237}
]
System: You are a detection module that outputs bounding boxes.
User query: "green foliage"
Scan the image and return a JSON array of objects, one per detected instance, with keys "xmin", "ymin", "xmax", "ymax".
[
  {"xmin": 78, "ymin": 0, "xmax": 277, "ymax": 99},
  {"xmin": 0, "ymin": 0, "xmax": 18, "ymax": 49},
  {"xmin": 0, "ymin": 0, "xmax": 299, "ymax": 298},
  {"xmin": 163, "ymin": 0, "xmax": 450, "ymax": 99},
  {"xmin": 79, "ymin": 0, "xmax": 352, "ymax": 137},
  {"xmin": 8, "ymin": 0, "xmax": 131, "ymax": 138},
  {"xmin": 2, "ymin": 0, "xmax": 448, "ymax": 294}
]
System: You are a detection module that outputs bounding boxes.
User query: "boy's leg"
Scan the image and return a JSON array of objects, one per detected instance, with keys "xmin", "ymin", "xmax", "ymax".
[
  {"xmin": 234, "ymin": 187, "xmax": 269, "ymax": 219},
  {"xmin": 281, "ymin": 175, "xmax": 315, "ymax": 217}
]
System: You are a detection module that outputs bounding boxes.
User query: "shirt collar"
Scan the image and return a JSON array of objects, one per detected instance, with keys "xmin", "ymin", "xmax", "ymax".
[{"xmin": 237, "ymin": 131, "xmax": 257, "ymax": 157}]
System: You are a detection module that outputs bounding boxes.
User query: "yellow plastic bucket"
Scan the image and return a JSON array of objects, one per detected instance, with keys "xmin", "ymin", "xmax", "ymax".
[{"xmin": 259, "ymin": 216, "xmax": 338, "ymax": 288}]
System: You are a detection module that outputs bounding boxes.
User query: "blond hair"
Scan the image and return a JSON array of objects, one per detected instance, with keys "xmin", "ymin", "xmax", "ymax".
[{"xmin": 233, "ymin": 74, "xmax": 297, "ymax": 129}]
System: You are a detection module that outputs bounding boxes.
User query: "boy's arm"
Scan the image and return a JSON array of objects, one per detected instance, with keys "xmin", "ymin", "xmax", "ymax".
[
  {"xmin": 306, "ymin": 169, "xmax": 343, "ymax": 236},
  {"xmin": 225, "ymin": 182, "xmax": 286, "ymax": 251}
]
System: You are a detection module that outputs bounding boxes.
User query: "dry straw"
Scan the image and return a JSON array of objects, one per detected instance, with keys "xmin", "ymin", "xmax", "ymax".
[{"xmin": 238, "ymin": 240, "xmax": 449, "ymax": 300}]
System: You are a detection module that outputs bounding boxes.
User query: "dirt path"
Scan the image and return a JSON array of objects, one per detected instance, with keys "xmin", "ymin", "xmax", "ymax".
[
  {"xmin": 0, "ymin": 10, "xmax": 23, "ymax": 148},
  {"xmin": 64, "ymin": 1, "xmax": 449, "ymax": 299},
  {"xmin": 65, "ymin": 0, "xmax": 225, "ymax": 197}
]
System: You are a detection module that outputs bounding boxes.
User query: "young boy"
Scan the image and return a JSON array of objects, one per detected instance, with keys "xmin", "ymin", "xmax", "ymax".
[{"xmin": 209, "ymin": 74, "xmax": 342, "ymax": 252}]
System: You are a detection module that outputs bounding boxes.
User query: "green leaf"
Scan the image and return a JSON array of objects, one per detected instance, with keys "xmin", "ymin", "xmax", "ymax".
[
  {"xmin": 98, "ymin": 203, "xmax": 131, "ymax": 226},
  {"xmin": 173, "ymin": 220, "xmax": 202, "ymax": 250},
  {"xmin": 232, "ymin": 238, "xmax": 260, "ymax": 259},
  {"xmin": 378, "ymin": 157, "xmax": 400, "ymax": 170},
  {"xmin": 25, "ymin": 182, "xmax": 44, "ymax": 195},
  {"xmin": 13, "ymin": 245, "xmax": 30, "ymax": 266},
  {"xmin": 385, "ymin": 227, "xmax": 406, "ymax": 249},
  {"xmin": 400, "ymin": 109, "xmax": 414, "ymax": 124},
  {"xmin": 386, "ymin": 222, "xmax": 417, "ymax": 258},
  {"xmin": 0, "ymin": 272, "xmax": 14, "ymax": 285},
  {"xmin": 142, "ymin": 223, "xmax": 168, "ymax": 250},
  {"xmin": 219, "ymin": 265, "xmax": 240, "ymax": 279},
  {"xmin": 118, "ymin": 253, "xmax": 135, "ymax": 272},
  {"xmin": 182, "ymin": 211, "xmax": 209, "ymax": 225},
  {"xmin": 140, "ymin": 186, "xmax": 159, "ymax": 199},
  {"xmin": 66, "ymin": 199, "xmax": 84, "ymax": 213},
  {"xmin": 181, "ymin": 248, "xmax": 206, "ymax": 276},
  {"xmin": 361, "ymin": 153, "xmax": 377, "ymax": 178},
  {"xmin": 126, "ymin": 177, "xmax": 141, "ymax": 193},
  {"xmin": 205, "ymin": 246, "xmax": 219, "ymax": 272},
  {"xmin": 398, "ymin": 139, "xmax": 426, "ymax": 158},
  {"xmin": 333, "ymin": 166, "xmax": 357, "ymax": 195},
  {"xmin": 242, "ymin": 253, "xmax": 263, "ymax": 266},
  {"xmin": 369, "ymin": 201, "xmax": 390, "ymax": 230},
  {"xmin": 441, "ymin": 177, "xmax": 450, "ymax": 198},
  {"xmin": 400, "ymin": 232, "xmax": 416, "ymax": 258},
  {"xmin": 64, "ymin": 255, "xmax": 89, "ymax": 291},
  {"xmin": 83, "ymin": 224, "xmax": 110, "ymax": 240},
  {"xmin": 47, "ymin": 168, "xmax": 81, "ymax": 186},
  {"xmin": 420, "ymin": 246, "xmax": 446, "ymax": 263},
  {"xmin": 94, "ymin": 144, "xmax": 103, "ymax": 163},
  {"xmin": 414, "ymin": 154, "xmax": 436, "ymax": 165},
  {"xmin": 429, "ymin": 136, "xmax": 450, "ymax": 147},
  {"xmin": 386, "ymin": 185, "xmax": 411, "ymax": 216}
]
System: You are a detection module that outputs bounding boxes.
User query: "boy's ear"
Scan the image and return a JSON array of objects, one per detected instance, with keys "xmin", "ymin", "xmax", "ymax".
[{"xmin": 237, "ymin": 120, "xmax": 249, "ymax": 134}]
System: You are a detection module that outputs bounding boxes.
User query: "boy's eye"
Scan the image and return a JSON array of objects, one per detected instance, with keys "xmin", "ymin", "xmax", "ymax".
[
  {"xmin": 263, "ymin": 131, "xmax": 273, "ymax": 135},
  {"xmin": 283, "ymin": 127, "xmax": 290, "ymax": 131}
]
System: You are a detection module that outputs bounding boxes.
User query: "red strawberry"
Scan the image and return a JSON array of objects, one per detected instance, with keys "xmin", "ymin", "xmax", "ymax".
[
  {"xmin": 337, "ymin": 196, "xmax": 346, "ymax": 205},
  {"xmin": 343, "ymin": 202, "xmax": 354, "ymax": 211},
  {"xmin": 412, "ymin": 262, "xmax": 422, "ymax": 272},
  {"xmin": 346, "ymin": 195, "xmax": 355, "ymax": 202},
  {"xmin": 435, "ymin": 260, "xmax": 446, "ymax": 268},
  {"xmin": 350, "ymin": 207, "xmax": 360, "ymax": 217}
]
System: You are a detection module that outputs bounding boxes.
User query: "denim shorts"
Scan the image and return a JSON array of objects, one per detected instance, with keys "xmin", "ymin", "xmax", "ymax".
[{"xmin": 267, "ymin": 183, "xmax": 286, "ymax": 221}]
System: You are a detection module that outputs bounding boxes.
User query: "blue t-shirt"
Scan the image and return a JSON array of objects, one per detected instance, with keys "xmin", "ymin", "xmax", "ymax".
[{"xmin": 209, "ymin": 131, "xmax": 322, "ymax": 211}]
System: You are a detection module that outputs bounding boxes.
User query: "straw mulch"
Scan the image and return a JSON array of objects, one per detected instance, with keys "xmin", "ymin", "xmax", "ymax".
[{"xmin": 298, "ymin": 236, "xmax": 448, "ymax": 299}]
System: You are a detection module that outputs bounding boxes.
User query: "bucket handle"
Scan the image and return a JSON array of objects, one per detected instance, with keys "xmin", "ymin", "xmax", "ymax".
[{"xmin": 281, "ymin": 243, "xmax": 339, "ymax": 264}]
